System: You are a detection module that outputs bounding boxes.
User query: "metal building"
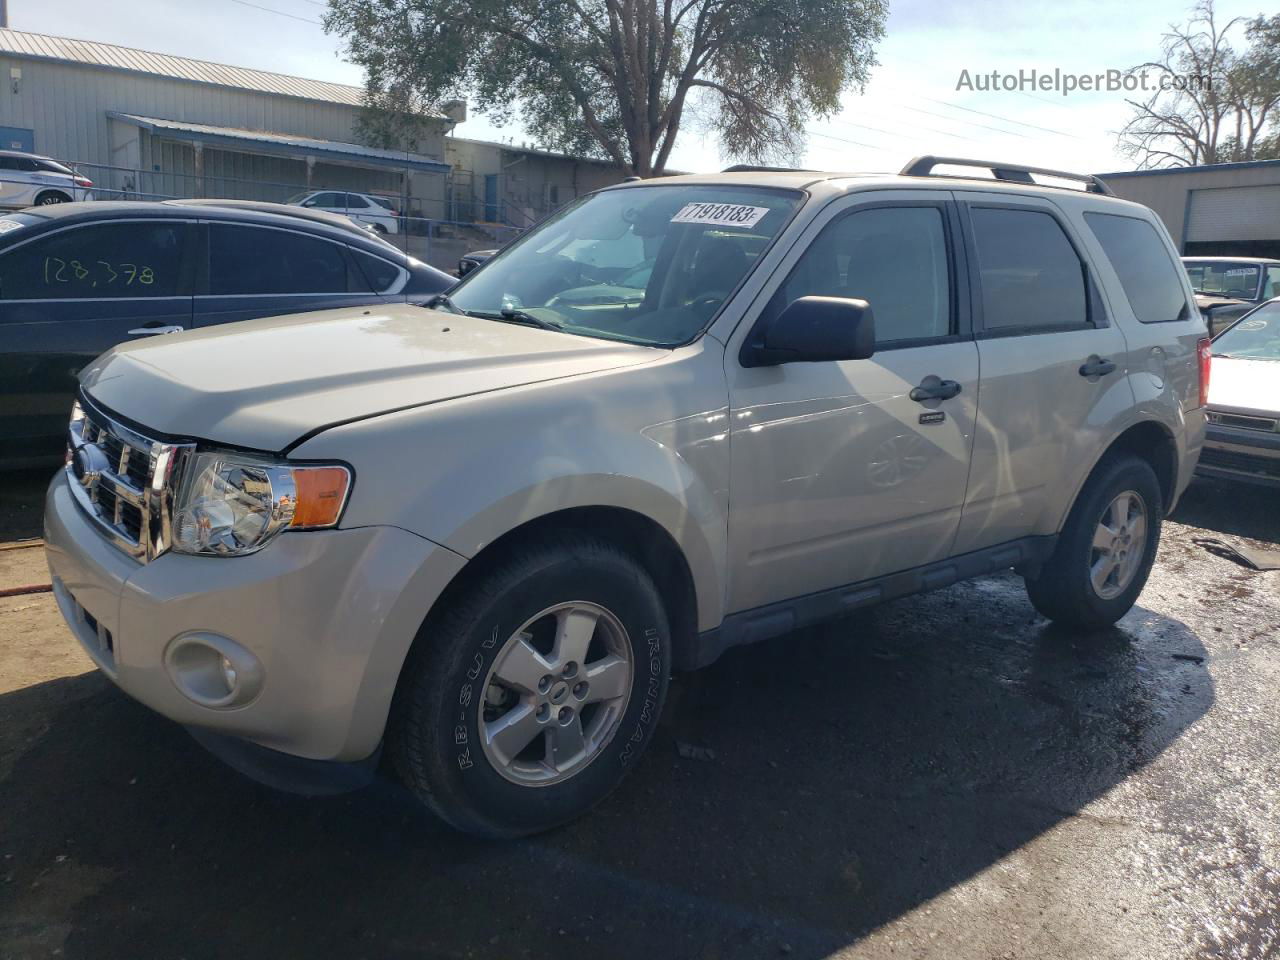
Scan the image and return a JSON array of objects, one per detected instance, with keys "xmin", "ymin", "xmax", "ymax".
[
  {"xmin": 1099, "ymin": 159, "xmax": 1280, "ymax": 259},
  {"xmin": 0, "ymin": 28, "xmax": 457, "ymax": 218}
]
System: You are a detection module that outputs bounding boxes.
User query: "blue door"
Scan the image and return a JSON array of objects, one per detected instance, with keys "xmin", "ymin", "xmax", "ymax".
[
  {"xmin": 484, "ymin": 174, "xmax": 499, "ymax": 222},
  {"xmin": 0, "ymin": 127, "xmax": 34, "ymax": 152}
]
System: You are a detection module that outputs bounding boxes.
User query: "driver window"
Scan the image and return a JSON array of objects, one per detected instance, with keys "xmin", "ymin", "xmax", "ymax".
[{"xmin": 767, "ymin": 205, "xmax": 953, "ymax": 344}]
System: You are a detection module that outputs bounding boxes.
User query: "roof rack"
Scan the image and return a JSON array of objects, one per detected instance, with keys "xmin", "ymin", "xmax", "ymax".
[
  {"xmin": 721, "ymin": 164, "xmax": 814, "ymax": 174},
  {"xmin": 900, "ymin": 156, "xmax": 1115, "ymax": 196}
]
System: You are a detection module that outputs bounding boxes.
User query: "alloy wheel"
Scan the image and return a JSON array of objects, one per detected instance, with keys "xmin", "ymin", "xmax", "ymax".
[
  {"xmin": 1090, "ymin": 490, "xmax": 1148, "ymax": 600},
  {"xmin": 478, "ymin": 601, "xmax": 633, "ymax": 786}
]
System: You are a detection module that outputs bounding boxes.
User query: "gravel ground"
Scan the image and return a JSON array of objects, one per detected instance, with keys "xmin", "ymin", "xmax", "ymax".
[{"xmin": 0, "ymin": 470, "xmax": 1277, "ymax": 960}]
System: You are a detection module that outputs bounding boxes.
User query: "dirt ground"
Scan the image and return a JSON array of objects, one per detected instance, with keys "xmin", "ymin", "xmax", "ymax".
[{"xmin": 1, "ymin": 469, "xmax": 1278, "ymax": 960}]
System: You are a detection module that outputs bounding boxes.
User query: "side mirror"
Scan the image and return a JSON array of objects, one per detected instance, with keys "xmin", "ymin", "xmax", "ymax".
[{"xmin": 741, "ymin": 296, "xmax": 876, "ymax": 367}]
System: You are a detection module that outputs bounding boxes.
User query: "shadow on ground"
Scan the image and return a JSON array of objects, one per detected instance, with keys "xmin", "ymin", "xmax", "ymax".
[
  {"xmin": 0, "ymin": 572, "xmax": 1211, "ymax": 960},
  {"xmin": 1171, "ymin": 477, "xmax": 1280, "ymax": 546}
]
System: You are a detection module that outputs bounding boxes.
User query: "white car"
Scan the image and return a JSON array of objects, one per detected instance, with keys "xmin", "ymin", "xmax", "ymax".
[
  {"xmin": 0, "ymin": 150, "xmax": 94, "ymax": 208},
  {"xmin": 1198, "ymin": 298, "xmax": 1280, "ymax": 487},
  {"xmin": 287, "ymin": 190, "xmax": 400, "ymax": 235}
]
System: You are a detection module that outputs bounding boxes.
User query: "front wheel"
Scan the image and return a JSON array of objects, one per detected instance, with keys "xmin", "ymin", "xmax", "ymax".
[
  {"xmin": 390, "ymin": 535, "xmax": 671, "ymax": 837},
  {"xmin": 1024, "ymin": 455, "xmax": 1163, "ymax": 630}
]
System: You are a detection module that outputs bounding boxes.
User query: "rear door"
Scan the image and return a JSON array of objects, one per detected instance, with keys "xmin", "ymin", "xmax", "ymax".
[
  {"xmin": 950, "ymin": 192, "xmax": 1131, "ymax": 554},
  {"xmin": 0, "ymin": 217, "xmax": 194, "ymax": 463},
  {"xmin": 193, "ymin": 221, "xmax": 392, "ymax": 328}
]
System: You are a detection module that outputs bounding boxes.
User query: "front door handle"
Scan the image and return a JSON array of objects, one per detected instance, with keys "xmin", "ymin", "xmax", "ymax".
[
  {"xmin": 127, "ymin": 324, "xmax": 185, "ymax": 336},
  {"xmin": 1079, "ymin": 355, "xmax": 1117, "ymax": 378},
  {"xmin": 909, "ymin": 376, "xmax": 962, "ymax": 403}
]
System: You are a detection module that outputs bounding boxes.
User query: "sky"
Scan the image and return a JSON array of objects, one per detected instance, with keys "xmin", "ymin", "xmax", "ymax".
[{"xmin": 6, "ymin": 0, "xmax": 1273, "ymax": 175}]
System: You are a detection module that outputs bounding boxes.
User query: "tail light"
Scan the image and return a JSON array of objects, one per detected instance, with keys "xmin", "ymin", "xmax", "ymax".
[
  {"xmin": 73, "ymin": 176, "xmax": 93, "ymax": 187},
  {"xmin": 1197, "ymin": 337, "xmax": 1211, "ymax": 407}
]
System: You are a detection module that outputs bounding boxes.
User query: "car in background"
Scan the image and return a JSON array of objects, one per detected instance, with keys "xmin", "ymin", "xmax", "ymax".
[
  {"xmin": 0, "ymin": 200, "xmax": 453, "ymax": 468},
  {"xmin": 1183, "ymin": 257, "xmax": 1280, "ymax": 336},
  {"xmin": 1197, "ymin": 298, "xmax": 1280, "ymax": 487},
  {"xmin": 287, "ymin": 190, "xmax": 401, "ymax": 235},
  {"xmin": 457, "ymin": 248, "xmax": 497, "ymax": 277},
  {"xmin": 0, "ymin": 149, "xmax": 94, "ymax": 208}
]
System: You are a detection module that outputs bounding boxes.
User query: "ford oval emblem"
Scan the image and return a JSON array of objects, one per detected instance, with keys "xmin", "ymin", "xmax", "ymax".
[{"xmin": 72, "ymin": 443, "xmax": 111, "ymax": 491}]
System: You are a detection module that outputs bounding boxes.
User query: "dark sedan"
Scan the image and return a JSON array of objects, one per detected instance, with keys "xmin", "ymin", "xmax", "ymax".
[{"xmin": 0, "ymin": 200, "xmax": 454, "ymax": 468}]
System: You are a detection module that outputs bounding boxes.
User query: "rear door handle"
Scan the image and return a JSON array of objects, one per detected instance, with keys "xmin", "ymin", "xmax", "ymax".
[
  {"xmin": 1079, "ymin": 355, "xmax": 1117, "ymax": 378},
  {"xmin": 127, "ymin": 324, "xmax": 184, "ymax": 336},
  {"xmin": 910, "ymin": 376, "xmax": 962, "ymax": 403}
]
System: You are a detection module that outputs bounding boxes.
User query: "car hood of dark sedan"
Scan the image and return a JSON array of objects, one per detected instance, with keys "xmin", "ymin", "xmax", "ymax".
[{"xmin": 79, "ymin": 303, "xmax": 661, "ymax": 451}]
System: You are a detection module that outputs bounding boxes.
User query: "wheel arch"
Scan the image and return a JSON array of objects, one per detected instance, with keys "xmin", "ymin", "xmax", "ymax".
[
  {"xmin": 423, "ymin": 505, "xmax": 701, "ymax": 671},
  {"xmin": 1066, "ymin": 419, "xmax": 1179, "ymax": 525},
  {"xmin": 34, "ymin": 189, "xmax": 71, "ymax": 204}
]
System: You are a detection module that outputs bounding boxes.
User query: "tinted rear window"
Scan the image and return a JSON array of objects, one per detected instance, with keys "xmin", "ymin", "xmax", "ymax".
[
  {"xmin": 209, "ymin": 224, "xmax": 352, "ymax": 295},
  {"xmin": 970, "ymin": 207, "xmax": 1088, "ymax": 332},
  {"xmin": 1085, "ymin": 213, "xmax": 1187, "ymax": 324}
]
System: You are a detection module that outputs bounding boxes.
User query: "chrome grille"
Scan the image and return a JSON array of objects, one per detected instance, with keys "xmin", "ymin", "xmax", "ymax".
[{"xmin": 67, "ymin": 396, "xmax": 194, "ymax": 562}]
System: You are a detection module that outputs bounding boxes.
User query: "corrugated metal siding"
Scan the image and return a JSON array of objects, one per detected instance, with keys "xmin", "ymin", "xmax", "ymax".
[
  {"xmin": 0, "ymin": 55, "xmax": 373, "ymax": 162},
  {"xmin": 1187, "ymin": 185, "xmax": 1280, "ymax": 243},
  {"xmin": 0, "ymin": 28, "xmax": 366, "ymax": 106}
]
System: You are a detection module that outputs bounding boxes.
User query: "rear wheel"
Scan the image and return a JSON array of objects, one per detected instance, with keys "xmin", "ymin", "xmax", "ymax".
[
  {"xmin": 35, "ymin": 191, "xmax": 71, "ymax": 205},
  {"xmin": 371, "ymin": 223, "xmax": 388, "ymax": 235},
  {"xmin": 390, "ymin": 535, "xmax": 671, "ymax": 837},
  {"xmin": 1024, "ymin": 455, "xmax": 1163, "ymax": 630}
]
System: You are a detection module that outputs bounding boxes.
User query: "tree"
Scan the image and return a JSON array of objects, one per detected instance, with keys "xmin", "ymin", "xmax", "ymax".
[
  {"xmin": 1119, "ymin": 1, "xmax": 1280, "ymax": 168},
  {"xmin": 325, "ymin": 0, "xmax": 887, "ymax": 176}
]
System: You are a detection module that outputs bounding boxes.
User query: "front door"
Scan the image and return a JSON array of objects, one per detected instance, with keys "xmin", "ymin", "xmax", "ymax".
[
  {"xmin": 0, "ymin": 218, "xmax": 194, "ymax": 464},
  {"xmin": 725, "ymin": 192, "xmax": 979, "ymax": 614}
]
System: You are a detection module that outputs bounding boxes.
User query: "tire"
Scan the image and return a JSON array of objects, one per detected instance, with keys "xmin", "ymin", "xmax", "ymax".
[
  {"xmin": 371, "ymin": 223, "xmax": 388, "ymax": 235},
  {"xmin": 390, "ymin": 534, "xmax": 671, "ymax": 837},
  {"xmin": 34, "ymin": 191, "xmax": 71, "ymax": 205},
  {"xmin": 1024, "ymin": 454, "xmax": 1163, "ymax": 630}
]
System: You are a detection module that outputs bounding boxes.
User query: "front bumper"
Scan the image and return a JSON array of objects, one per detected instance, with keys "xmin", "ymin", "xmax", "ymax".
[
  {"xmin": 44, "ymin": 470, "xmax": 467, "ymax": 762},
  {"xmin": 1196, "ymin": 422, "xmax": 1280, "ymax": 487}
]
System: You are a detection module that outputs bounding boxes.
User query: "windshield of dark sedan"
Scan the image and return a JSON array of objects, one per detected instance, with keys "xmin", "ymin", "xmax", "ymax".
[
  {"xmin": 446, "ymin": 185, "xmax": 802, "ymax": 346},
  {"xmin": 1214, "ymin": 303, "xmax": 1280, "ymax": 360},
  {"xmin": 1184, "ymin": 261, "xmax": 1261, "ymax": 300}
]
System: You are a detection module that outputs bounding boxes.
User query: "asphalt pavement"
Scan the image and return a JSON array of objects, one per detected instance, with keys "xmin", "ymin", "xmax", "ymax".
[{"xmin": 1, "ymin": 470, "xmax": 1277, "ymax": 960}]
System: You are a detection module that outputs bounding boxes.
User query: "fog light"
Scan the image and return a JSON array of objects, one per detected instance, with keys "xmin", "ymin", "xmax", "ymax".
[{"xmin": 164, "ymin": 633, "xmax": 263, "ymax": 708}]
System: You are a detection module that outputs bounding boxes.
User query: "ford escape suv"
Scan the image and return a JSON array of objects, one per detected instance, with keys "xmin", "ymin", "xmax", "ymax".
[{"xmin": 46, "ymin": 157, "xmax": 1208, "ymax": 837}]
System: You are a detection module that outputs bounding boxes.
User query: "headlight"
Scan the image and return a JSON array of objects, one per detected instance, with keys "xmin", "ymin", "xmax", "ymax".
[{"xmin": 171, "ymin": 452, "xmax": 351, "ymax": 557}]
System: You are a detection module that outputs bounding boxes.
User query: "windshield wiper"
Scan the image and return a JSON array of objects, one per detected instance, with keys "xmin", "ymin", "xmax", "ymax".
[{"xmin": 468, "ymin": 307, "xmax": 565, "ymax": 332}]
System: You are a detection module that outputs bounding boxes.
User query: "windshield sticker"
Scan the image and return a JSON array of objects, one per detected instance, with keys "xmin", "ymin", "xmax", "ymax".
[
  {"xmin": 671, "ymin": 202, "xmax": 771, "ymax": 229},
  {"xmin": 1225, "ymin": 268, "xmax": 1257, "ymax": 276},
  {"xmin": 0, "ymin": 219, "xmax": 25, "ymax": 235}
]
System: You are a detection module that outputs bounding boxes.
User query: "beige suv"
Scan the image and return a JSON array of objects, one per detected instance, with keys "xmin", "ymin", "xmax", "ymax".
[{"xmin": 45, "ymin": 157, "xmax": 1208, "ymax": 836}]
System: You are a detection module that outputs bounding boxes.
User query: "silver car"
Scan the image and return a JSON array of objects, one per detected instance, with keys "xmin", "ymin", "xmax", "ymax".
[
  {"xmin": 0, "ymin": 150, "xmax": 94, "ymax": 208},
  {"xmin": 45, "ymin": 157, "xmax": 1208, "ymax": 837}
]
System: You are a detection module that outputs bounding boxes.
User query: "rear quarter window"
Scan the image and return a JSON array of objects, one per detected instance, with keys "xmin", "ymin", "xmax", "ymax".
[{"xmin": 1084, "ymin": 212, "xmax": 1188, "ymax": 324}]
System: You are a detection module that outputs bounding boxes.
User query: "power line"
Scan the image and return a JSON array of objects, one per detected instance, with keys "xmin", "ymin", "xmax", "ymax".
[
  {"xmin": 921, "ymin": 97, "xmax": 1079, "ymax": 138},
  {"xmin": 901, "ymin": 104, "xmax": 1030, "ymax": 139},
  {"xmin": 805, "ymin": 129, "xmax": 896, "ymax": 153},
  {"xmin": 225, "ymin": 0, "xmax": 324, "ymax": 25}
]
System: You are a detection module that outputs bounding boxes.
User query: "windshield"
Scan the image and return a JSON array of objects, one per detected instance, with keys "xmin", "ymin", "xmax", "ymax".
[
  {"xmin": 1214, "ymin": 302, "xmax": 1280, "ymax": 360},
  {"xmin": 446, "ymin": 185, "xmax": 802, "ymax": 346},
  {"xmin": 1184, "ymin": 261, "xmax": 1261, "ymax": 300}
]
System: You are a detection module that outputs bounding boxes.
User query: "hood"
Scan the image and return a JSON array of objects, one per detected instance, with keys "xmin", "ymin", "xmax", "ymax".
[
  {"xmin": 1207, "ymin": 356, "xmax": 1280, "ymax": 416},
  {"xmin": 80, "ymin": 303, "xmax": 660, "ymax": 450}
]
